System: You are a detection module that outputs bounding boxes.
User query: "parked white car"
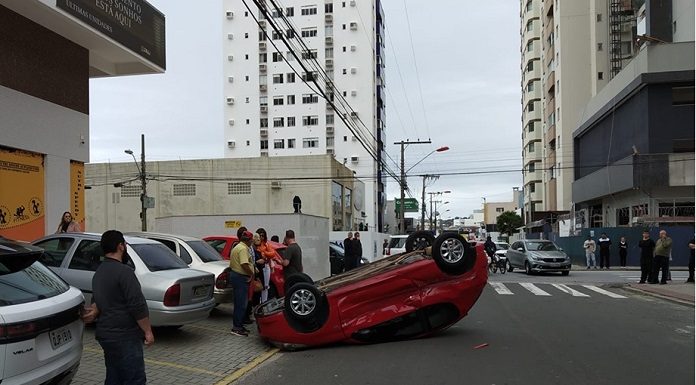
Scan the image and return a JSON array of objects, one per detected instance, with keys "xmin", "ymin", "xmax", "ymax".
[
  {"xmin": 1, "ymin": 237, "xmax": 84, "ymax": 384},
  {"xmin": 127, "ymin": 232, "xmax": 234, "ymax": 304},
  {"xmin": 32, "ymin": 233, "xmax": 216, "ymax": 327},
  {"xmin": 383, "ymin": 235, "xmax": 408, "ymax": 258}
]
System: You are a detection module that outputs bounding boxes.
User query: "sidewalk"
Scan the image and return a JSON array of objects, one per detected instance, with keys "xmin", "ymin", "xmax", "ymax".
[{"xmin": 625, "ymin": 281, "xmax": 695, "ymax": 306}]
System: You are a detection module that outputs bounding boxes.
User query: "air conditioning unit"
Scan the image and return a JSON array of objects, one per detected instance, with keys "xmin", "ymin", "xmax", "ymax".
[
  {"xmin": 260, "ymin": 129, "xmax": 268, "ymax": 136},
  {"xmin": 260, "ymin": 105, "xmax": 268, "ymax": 113},
  {"xmin": 227, "ymin": 33, "xmax": 234, "ymax": 40},
  {"xmin": 227, "ymin": 141, "xmax": 236, "ymax": 148},
  {"xmin": 350, "ymin": 22, "xmax": 358, "ymax": 30},
  {"xmin": 259, "ymin": 84, "xmax": 267, "ymax": 91},
  {"xmin": 227, "ymin": 76, "xmax": 234, "ymax": 83},
  {"xmin": 350, "ymin": 45, "xmax": 357, "ymax": 52},
  {"xmin": 259, "ymin": 42, "xmax": 267, "ymax": 50},
  {"xmin": 325, "ymin": 36, "xmax": 333, "ymax": 45},
  {"xmin": 271, "ymin": 180, "xmax": 282, "ymax": 189},
  {"xmin": 228, "ymin": 119, "xmax": 235, "ymax": 126},
  {"xmin": 226, "ymin": 11, "xmax": 234, "ymax": 19},
  {"xmin": 259, "ymin": 19, "xmax": 266, "ymax": 27},
  {"xmin": 350, "ymin": 0, "xmax": 356, "ymax": 6},
  {"xmin": 351, "ymin": 156, "xmax": 359, "ymax": 163},
  {"xmin": 326, "ymin": 126, "xmax": 334, "ymax": 134},
  {"xmin": 226, "ymin": 97, "xmax": 235, "ymax": 105},
  {"xmin": 259, "ymin": 64, "xmax": 267, "ymax": 72},
  {"xmin": 227, "ymin": 55, "xmax": 234, "ymax": 61},
  {"xmin": 350, "ymin": 67, "xmax": 357, "ymax": 74},
  {"xmin": 325, "ymin": 14, "xmax": 333, "ymax": 22},
  {"xmin": 351, "ymin": 90, "xmax": 357, "ymax": 96}
]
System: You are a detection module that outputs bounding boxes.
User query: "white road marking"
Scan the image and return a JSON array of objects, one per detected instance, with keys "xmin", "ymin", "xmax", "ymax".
[
  {"xmin": 551, "ymin": 284, "xmax": 590, "ymax": 297},
  {"xmin": 519, "ymin": 283, "xmax": 551, "ymax": 296},
  {"xmin": 581, "ymin": 285, "xmax": 627, "ymax": 299},
  {"xmin": 489, "ymin": 282, "xmax": 514, "ymax": 295}
]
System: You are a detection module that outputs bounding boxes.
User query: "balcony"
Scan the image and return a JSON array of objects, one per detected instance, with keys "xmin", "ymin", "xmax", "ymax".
[
  {"xmin": 525, "ymin": 128, "xmax": 542, "ymax": 145},
  {"xmin": 524, "ymin": 168, "xmax": 543, "ymax": 184},
  {"xmin": 527, "ymin": 188, "xmax": 543, "ymax": 203},
  {"xmin": 546, "ymin": 70, "xmax": 555, "ymax": 94}
]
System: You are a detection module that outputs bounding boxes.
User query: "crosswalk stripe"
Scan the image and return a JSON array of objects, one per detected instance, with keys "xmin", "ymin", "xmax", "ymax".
[
  {"xmin": 582, "ymin": 285, "xmax": 627, "ymax": 298},
  {"xmin": 551, "ymin": 284, "xmax": 590, "ymax": 297},
  {"xmin": 489, "ymin": 282, "xmax": 514, "ymax": 295},
  {"xmin": 519, "ymin": 283, "xmax": 551, "ymax": 296}
]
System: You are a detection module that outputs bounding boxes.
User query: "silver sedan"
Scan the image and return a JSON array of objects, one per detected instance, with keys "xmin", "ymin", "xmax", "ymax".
[
  {"xmin": 33, "ymin": 233, "xmax": 216, "ymax": 327},
  {"xmin": 506, "ymin": 239, "xmax": 571, "ymax": 276}
]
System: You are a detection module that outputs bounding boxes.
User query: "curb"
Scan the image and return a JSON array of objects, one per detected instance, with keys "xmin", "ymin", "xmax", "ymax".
[
  {"xmin": 214, "ymin": 348, "xmax": 279, "ymax": 385},
  {"xmin": 623, "ymin": 285, "xmax": 695, "ymax": 308}
]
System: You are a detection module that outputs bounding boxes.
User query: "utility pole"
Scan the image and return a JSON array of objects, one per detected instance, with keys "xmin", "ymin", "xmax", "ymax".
[
  {"xmin": 140, "ymin": 134, "xmax": 146, "ymax": 231},
  {"xmin": 394, "ymin": 140, "xmax": 430, "ymax": 234},
  {"xmin": 421, "ymin": 175, "xmax": 438, "ymax": 230}
]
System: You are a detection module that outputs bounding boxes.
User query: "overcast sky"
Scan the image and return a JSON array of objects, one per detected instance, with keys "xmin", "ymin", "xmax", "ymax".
[{"xmin": 89, "ymin": 0, "xmax": 522, "ymax": 219}]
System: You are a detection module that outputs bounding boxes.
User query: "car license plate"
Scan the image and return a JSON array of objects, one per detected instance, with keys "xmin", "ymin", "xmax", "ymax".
[
  {"xmin": 193, "ymin": 286, "xmax": 209, "ymax": 297},
  {"xmin": 550, "ymin": 263, "xmax": 560, "ymax": 267},
  {"xmin": 49, "ymin": 327, "xmax": 72, "ymax": 350}
]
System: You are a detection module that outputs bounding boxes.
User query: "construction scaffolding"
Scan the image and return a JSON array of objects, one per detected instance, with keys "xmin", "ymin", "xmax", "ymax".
[{"xmin": 609, "ymin": 0, "xmax": 637, "ymax": 78}]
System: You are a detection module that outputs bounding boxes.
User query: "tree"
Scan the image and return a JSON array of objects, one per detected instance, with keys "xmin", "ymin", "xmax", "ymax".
[{"xmin": 497, "ymin": 211, "xmax": 523, "ymax": 236}]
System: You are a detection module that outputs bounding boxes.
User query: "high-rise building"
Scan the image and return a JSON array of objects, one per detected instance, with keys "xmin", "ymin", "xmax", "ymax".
[
  {"xmin": 520, "ymin": 0, "xmax": 639, "ymax": 223},
  {"xmin": 221, "ymin": 0, "xmax": 387, "ymax": 231}
]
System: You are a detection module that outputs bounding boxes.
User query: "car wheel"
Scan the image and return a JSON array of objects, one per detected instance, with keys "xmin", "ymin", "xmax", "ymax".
[
  {"xmin": 405, "ymin": 231, "xmax": 436, "ymax": 252},
  {"xmin": 525, "ymin": 261, "xmax": 533, "ymax": 275},
  {"xmin": 561, "ymin": 271, "xmax": 570, "ymax": 276},
  {"xmin": 500, "ymin": 262, "xmax": 506, "ymax": 274},
  {"xmin": 284, "ymin": 282, "xmax": 328, "ymax": 333},
  {"xmin": 507, "ymin": 260, "xmax": 514, "ymax": 272},
  {"xmin": 432, "ymin": 232, "xmax": 474, "ymax": 275},
  {"xmin": 284, "ymin": 272, "xmax": 313, "ymax": 292}
]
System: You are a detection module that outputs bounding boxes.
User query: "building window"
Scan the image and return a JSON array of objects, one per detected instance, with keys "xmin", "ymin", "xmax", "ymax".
[
  {"xmin": 549, "ymin": 165, "xmax": 556, "ymax": 179},
  {"xmin": 302, "ymin": 115, "xmax": 319, "ymax": 126},
  {"xmin": 288, "ymin": 138, "xmax": 296, "ymax": 148},
  {"xmin": 496, "ymin": 207, "xmax": 504, "ymax": 213},
  {"xmin": 287, "ymin": 73, "xmax": 296, "ymax": 83},
  {"xmin": 528, "ymin": 163, "xmax": 535, "ymax": 172},
  {"xmin": 528, "ymin": 101, "xmax": 535, "ymax": 112},
  {"xmin": 527, "ymin": 61, "xmax": 534, "ymax": 72},
  {"xmin": 597, "ymin": 42, "xmax": 603, "ymax": 51},
  {"xmin": 260, "ymin": 118, "xmax": 268, "ymax": 128},
  {"xmin": 245, "ymin": 75, "xmax": 249, "ymax": 82},
  {"xmin": 120, "ymin": 185, "xmax": 140, "ymax": 198},
  {"xmin": 302, "ymin": 72, "xmax": 318, "ymax": 81},
  {"xmin": 303, "ymin": 137, "xmax": 319, "ymax": 148},
  {"xmin": 596, "ymin": 13, "xmax": 602, "ymax": 22},
  {"xmin": 526, "ymin": 20, "xmax": 533, "ymax": 31},
  {"xmin": 301, "ymin": 28, "xmax": 318, "ymax": 38},
  {"xmin": 286, "ymin": 7, "xmax": 294, "ymax": 16},
  {"xmin": 245, "ymin": 54, "xmax": 249, "ymax": 60},
  {"xmin": 529, "ymin": 182, "xmax": 535, "ymax": 193},
  {"xmin": 246, "ymin": 140, "xmax": 250, "ymax": 146},
  {"xmin": 527, "ymin": 81, "xmax": 534, "ymax": 92},
  {"xmin": 326, "ymin": 47, "xmax": 333, "ymax": 58},
  {"xmin": 326, "ymin": 114, "xmax": 334, "ymax": 124},
  {"xmin": 632, "ymin": 204, "xmax": 648, "ymax": 217},
  {"xmin": 287, "ymin": 95, "xmax": 296, "ymax": 104},
  {"xmin": 228, "ymin": 182, "xmax": 251, "ymax": 195},
  {"xmin": 173, "ymin": 184, "xmax": 196, "ymax": 197},
  {"xmin": 245, "ymin": 32, "xmax": 249, "ymax": 38},
  {"xmin": 271, "ymin": 7, "xmax": 283, "ymax": 17},
  {"xmin": 343, "ymin": 135, "xmax": 348, "ymax": 142},
  {"xmin": 258, "ymin": 31, "xmax": 267, "ymax": 41},
  {"xmin": 301, "ymin": 6, "xmax": 317, "ymax": 15},
  {"xmin": 274, "ymin": 139, "xmax": 285, "ymax": 149},
  {"xmin": 246, "ymin": 119, "xmax": 250, "ymax": 124},
  {"xmin": 272, "ymin": 74, "xmax": 284, "ymax": 84},
  {"xmin": 528, "ymin": 142, "xmax": 535, "ymax": 153},
  {"xmin": 272, "ymin": 52, "xmax": 283, "ymax": 62},
  {"xmin": 286, "ymin": 29, "xmax": 295, "ymax": 39},
  {"xmin": 302, "ymin": 93, "xmax": 319, "ymax": 104},
  {"xmin": 616, "ymin": 207, "xmax": 630, "ymax": 226},
  {"xmin": 325, "ymin": 3, "xmax": 333, "ymax": 13},
  {"xmin": 528, "ymin": 121, "xmax": 535, "ymax": 132},
  {"xmin": 672, "ymin": 86, "xmax": 695, "ymax": 106},
  {"xmin": 287, "ymin": 116, "xmax": 296, "ymax": 126},
  {"xmin": 286, "ymin": 51, "xmax": 294, "ymax": 61},
  {"xmin": 272, "ymin": 30, "xmax": 283, "ymax": 40},
  {"xmin": 273, "ymin": 96, "xmax": 284, "ymax": 105},
  {"xmin": 301, "ymin": 50, "xmax": 318, "ymax": 60},
  {"xmin": 326, "ymin": 136, "xmax": 334, "ymax": 146},
  {"xmin": 598, "ymin": 72, "xmax": 604, "ymax": 80},
  {"xmin": 273, "ymin": 117, "xmax": 285, "ymax": 127},
  {"xmin": 526, "ymin": 40, "xmax": 533, "ymax": 52},
  {"xmin": 260, "ymin": 140, "xmax": 268, "ymax": 149},
  {"xmin": 245, "ymin": 97, "xmax": 250, "ymax": 103},
  {"xmin": 525, "ymin": 1, "xmax": 532, "ymax": 12}
]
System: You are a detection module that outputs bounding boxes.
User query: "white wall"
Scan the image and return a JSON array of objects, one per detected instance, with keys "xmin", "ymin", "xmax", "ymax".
[{"xmin": 329, "ymin": 230, "xmax": 389, "ymax": 262}]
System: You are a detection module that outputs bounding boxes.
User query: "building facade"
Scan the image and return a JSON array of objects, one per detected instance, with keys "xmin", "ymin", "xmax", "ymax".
[
  {"xmin": 221, "ymin": 0, "xmax": 386, "ymax": 231},
  {"xmin": 85, "ymin": 155, "xmax": 364, "ymax": 234},
  {"xmin": 0, "ymin": 0, "xmax": 165, "ymax": 241},
  {"xmin": 483, "ymin": 188, "xmax": 522, "ymax": 232}
]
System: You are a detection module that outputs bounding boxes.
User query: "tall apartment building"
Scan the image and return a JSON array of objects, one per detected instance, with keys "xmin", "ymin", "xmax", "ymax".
[
  {"xmin": 520, "ymin": 0, "xmax": 638, "ymax": 223},
  {"xmin": 221, "ymin": 0, "xmax": 386, "ymax": 231}
]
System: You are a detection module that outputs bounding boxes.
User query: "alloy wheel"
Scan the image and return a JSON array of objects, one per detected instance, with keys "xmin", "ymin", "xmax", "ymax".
[
  {"xmin": 439, "ymin": 238, "xmax": 465, "ymax": 264},
  {"xmin": 289, "ymin": 288, "xmax": 316, "ymax": 316}
]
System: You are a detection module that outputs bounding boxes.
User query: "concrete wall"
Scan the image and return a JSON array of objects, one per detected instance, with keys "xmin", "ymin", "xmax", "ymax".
[
  {"xmin": 329, "ymin": 230, "xmax": 389, "ymax": 262},
  {"xmin": 156, "ymin": 213, "xmax": 330, "ymax": 280}
]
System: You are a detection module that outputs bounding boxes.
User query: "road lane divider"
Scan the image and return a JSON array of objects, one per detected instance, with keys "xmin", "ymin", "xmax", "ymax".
[
  {"xmin": 582, "ymin": 285, "xmax": 627, "ymax": 299},
  {"xmin": 489, "ymin": 282, "xmax": 514, "ymax": 295}
]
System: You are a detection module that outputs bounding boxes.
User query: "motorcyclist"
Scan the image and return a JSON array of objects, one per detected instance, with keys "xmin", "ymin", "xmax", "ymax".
[{"xmin": 484, "ymin": 236, "xmax": 498, "ymax": 268}]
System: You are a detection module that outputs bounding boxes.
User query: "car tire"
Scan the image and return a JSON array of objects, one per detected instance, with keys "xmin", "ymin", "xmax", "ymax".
[
  {"xmin": 507, "ymin": 260, "xmax": 514, "ymax": 272},
  {"xmin": 525, "ymin": 261, "xmax": 533, "ymax": 275},
  {"xmin": 284, "ymin": 282, "xmax": 328, "ymax": 333},
  {"xmin": 499, "ymin": 262, "xmax": 506, "ymax": 274},
  {"xmin": 284, "ymin": 272, "xmax": 313, "ymax": 292},
  {"xmin": 432, "ymin": 232, "xmax": 475, "ymax": 275},
  {"xmin": 561, "ymin": 271, "xmax": 570, "ymax": 276},
  {"xmin": 405, "ymin": 231, "xmax": 436, "ymax": 253}
]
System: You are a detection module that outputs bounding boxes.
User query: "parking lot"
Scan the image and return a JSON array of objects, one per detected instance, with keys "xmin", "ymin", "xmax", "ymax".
[{"xmin": 71, "ymin": 304, "xmax": 277, "ymax": 385}]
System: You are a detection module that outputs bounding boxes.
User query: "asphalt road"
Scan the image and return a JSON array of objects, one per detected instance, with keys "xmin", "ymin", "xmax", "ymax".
[{"xmin": 239, "ymin": 273, "xmax": 694, "ymax": 385}]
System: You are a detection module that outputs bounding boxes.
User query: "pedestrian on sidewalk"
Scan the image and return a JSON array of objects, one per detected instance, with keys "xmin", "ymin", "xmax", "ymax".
[
  {"xmin": 598, "ymin": 233, "xmax": 612, "ymax": 269},
  {"xmin": 686, "ymin": 238, "xmax": 694, "ymax": 283},
  {"xmin": 650, "ymin": 230, "xmax": 672, "ymax": 285},
  {"xmin": 343, "ymin": 232, "xmax": 354, "ymax": 271},
  {"xmin": 619, "ymin": 236, "xmax": 628, "ymax": 267},
  {"xmin": 282, "ymin": 230, "xmax": 303, "ymax": 279},
  {"xmin": 583, "ymin": 236, "xmax": 597, "ymax": 269},
  {"xmin": 229, "ymin": 230, "xmax": 255, "ymax": 336},
  {"xmin": 637, "ymin": 230, "xmax": 655, "ymax": 283},
  {"xmin": 353, "ymin": 232, "xmax": 363, "ymax": 269}
]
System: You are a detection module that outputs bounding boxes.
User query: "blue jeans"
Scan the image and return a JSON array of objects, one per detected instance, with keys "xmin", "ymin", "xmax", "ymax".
[
  {"xmin": 229, "ymin": 270, "xmax": 249, "ymax": 329},
  {"xmin": 98, "ymin": 337, "xmax": 146, "ymax": 385}
]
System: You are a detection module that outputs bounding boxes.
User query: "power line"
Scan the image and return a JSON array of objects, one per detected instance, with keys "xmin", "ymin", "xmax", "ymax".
[{"xmin": 402, "ymin": 0, "xmax": 431, "ymax": 140}]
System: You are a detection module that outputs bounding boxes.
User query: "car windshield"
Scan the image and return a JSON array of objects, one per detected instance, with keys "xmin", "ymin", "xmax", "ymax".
[
  {"xmin": 496, "ymin": 243, "xmax": 510, "ymax": 250},
  {"xmin": 525, "ymin": 241, "xmax": 558, "ymax": 251},
  {"xmin": 131, "ymin": 243, "xmax": 189, "ymax": 271},
  {"xmin": 389, "ymin": 237, "xmax": 406, "ymax": 249},
  {"xmin": 0, "ymin": 261, "xmax": 69, "ymax": 306},
  {"xmin": 186, "ymin": 240, "xmax": 223, "ymax": 262}
]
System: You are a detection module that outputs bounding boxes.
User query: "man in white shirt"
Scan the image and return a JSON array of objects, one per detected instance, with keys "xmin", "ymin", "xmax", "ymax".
[{"xmin": 583, "ymin": 236, "xmax": 597, "ymax": 269}]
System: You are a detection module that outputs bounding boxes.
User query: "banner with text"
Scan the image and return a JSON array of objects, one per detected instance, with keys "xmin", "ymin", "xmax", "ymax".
[{"xmin": 0, "ymin": 147, "xmax": 45, "ymax": 241}]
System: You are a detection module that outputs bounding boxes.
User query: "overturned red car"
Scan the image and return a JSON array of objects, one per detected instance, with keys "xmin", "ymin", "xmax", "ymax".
[{"xmin": 254, "ymin": 231, "xmax": 488, "ymax": 350}]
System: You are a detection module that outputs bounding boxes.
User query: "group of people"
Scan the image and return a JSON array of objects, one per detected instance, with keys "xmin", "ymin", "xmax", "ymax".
[
  {"xmin": 342, "ymin": 231, "xmax": 363, "ymax": 272},
  {"xmin": 583, "ymin": 230, "xmax": 695, "ymax": 284},
  {"xmin": 228, "ymin": 226, "xmax": 303, "ymax": 337}
]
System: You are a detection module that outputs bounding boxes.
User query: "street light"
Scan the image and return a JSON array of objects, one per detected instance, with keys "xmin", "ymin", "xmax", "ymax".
[
  {"xmin": 415, "ymin": 146, "xmax": 450, "ymax": 230},
  {"xmin": 394, "ymin": 140, "xmax": 431, "ymax": 234},
  {"xmin": 125, "ymin": 134, "xmax": 147, "ymax": 231}
]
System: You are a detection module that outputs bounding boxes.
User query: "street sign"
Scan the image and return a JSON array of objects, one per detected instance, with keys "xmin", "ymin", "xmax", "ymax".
[
  {"xmin": 395, "ymin": 198, "xmax": 419, "ymax": 213},
  {"xmin": 144, "ymin": 196, "xmax": 155, "ymax": 209},
  {"xmin": 224, "ymin": 220, "xmax": 242, "ymax": 228}
]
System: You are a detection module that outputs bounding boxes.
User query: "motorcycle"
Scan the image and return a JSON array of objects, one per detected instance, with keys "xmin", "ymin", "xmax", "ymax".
[{"xmin": 487, "ymin": 252, "xmax": 507, "ymax": 274}]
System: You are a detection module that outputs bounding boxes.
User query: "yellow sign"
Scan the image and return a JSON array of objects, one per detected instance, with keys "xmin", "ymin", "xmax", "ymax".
[
  {"xmin": 0, "ymin": 147, "xmax": 45, "ymax": 241},
  {"xmin": 224, "ymin": 220, "xmax": 242, "ymax": 229},
  {"xmin": 70, "ymin": 161, "xmax": 85, "ymax": 231}
]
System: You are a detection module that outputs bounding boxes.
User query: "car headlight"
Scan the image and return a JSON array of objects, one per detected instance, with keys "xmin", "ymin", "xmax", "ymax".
[{"xmin": 530, "ymin": 254, "xmax": 540, "ymax": 261}]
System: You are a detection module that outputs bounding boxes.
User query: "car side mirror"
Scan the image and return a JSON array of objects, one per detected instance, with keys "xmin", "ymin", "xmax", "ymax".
[
  {"xmin": 558, "ymin": 247, "xmax": 563, "ymax": 251},
  {"xmin": 517, "ymin": 248, "xmax": 525, "ymax": 252}
]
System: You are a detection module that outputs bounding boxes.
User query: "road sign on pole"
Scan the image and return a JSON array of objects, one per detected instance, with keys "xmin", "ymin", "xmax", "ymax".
[{"xmin": 395, "ymin": 198, "xmax": 419, "ymax": 213}]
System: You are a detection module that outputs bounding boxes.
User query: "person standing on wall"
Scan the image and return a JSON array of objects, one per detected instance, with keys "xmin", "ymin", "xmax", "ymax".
[
  {"xmin": 650, "ymin": 230, "xmax": 672, "ymax": 285},
  {"xmin": 598, "ymin": 233, "xmax": 612, "ymax": 269},
  {"xmin": 618, "ymin": 236, "xmax": 628, "ymax": 268},
  {"xmin": 637, "ymin": 230, "xmax": 655, "ymax": 284}
]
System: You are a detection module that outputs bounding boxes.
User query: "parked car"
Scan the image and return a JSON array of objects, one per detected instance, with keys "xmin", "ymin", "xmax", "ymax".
[
  {"xmin": 127, "ymin": 232, "xmax": 234, "ymax": 304},
  {"xmin": 203, "ymin": 235, "xmax": 288, "ymax": 298},
  {"xmin": 383, "ymin": 234, "xmax": 408, "ymax": 257},
  {"xmin": 1, "ymin": 237, "xmax": 84, "ymax": 384},
  {"xmin": 506, "ymin": 239, "xmax": 571, "ymax": 275},
  {"xmin": 329, "ymin": 243, "xmax": 369, "ymax": 275},
  {"xmin": 255, "ymin": 231, "xmax": 488, "ymax": 350},
  {"xmin": 32, "ymin": 233, "xmax": 216, "ymax": 327}
]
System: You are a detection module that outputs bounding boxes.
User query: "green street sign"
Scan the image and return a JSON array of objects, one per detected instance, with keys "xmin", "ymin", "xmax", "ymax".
[{"xmin": 395, "ymin": 198, "xmax": 419, "ymax": 213}]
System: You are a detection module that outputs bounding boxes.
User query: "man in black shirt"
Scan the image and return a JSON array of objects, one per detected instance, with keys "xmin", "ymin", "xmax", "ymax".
[
  {"xmin": 282, "ymin": 229, "xmax": 303, "ymax": 279},
  {"xmin": 343, "ymin": 232, "xmax": 354, "ymax": 272},
  {"xmin": 353, "ymin": 232, "xmax": 363, "ymax": 269},
  {"xmin": 82, "ymin": 230, "xmax": 153, "ymax": 384},
  {"xmin": 637, "ymin": 230, "xmax": 655, "ymax": 284}
]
